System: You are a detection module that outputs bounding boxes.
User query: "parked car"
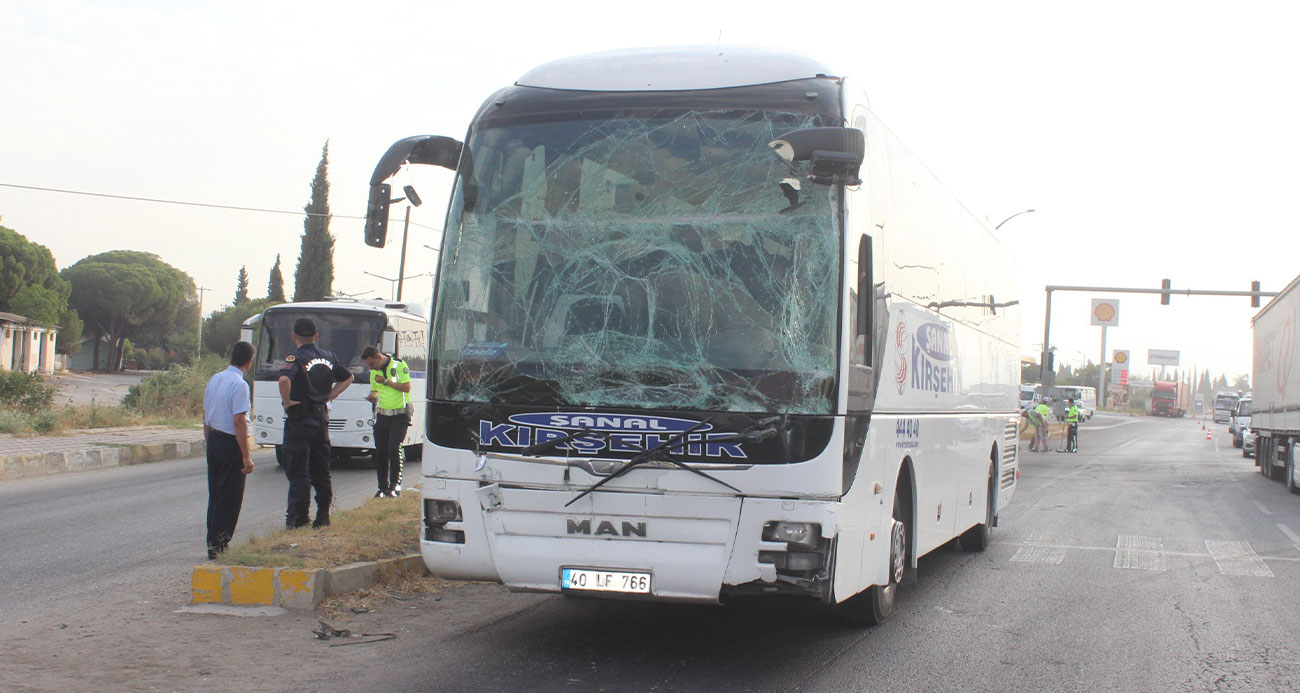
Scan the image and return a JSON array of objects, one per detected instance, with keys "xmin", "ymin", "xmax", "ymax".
[{"xmin": 1230, "ymin": 396, "xmax": 1253, "ymax": 448}]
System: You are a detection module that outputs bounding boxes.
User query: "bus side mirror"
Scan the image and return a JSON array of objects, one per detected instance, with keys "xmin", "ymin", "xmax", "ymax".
[
  {"xmin": 769, "ymin": 127, "xmax": 865, "ymax": 186},
  {"xmin": 381, "ymin": 328, "xmax": 398, "ymax": 354},
  {"xmin": 239, "ymin": 326, "xmax": 254, "ymax": 344},
  {"xmin": 364, "ymin": 135, "xmax": 463, "ymax": 248}
]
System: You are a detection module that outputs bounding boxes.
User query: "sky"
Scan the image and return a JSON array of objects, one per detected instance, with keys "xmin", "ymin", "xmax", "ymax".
[{"xmin": 2, "ymin": 0, "xmax": 1296, "ymax": 384}]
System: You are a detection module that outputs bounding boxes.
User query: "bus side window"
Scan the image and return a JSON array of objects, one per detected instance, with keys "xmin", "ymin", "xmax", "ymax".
[{"xmin": 854, "ymin": 235, "xmax": 873, "ymax": 366}]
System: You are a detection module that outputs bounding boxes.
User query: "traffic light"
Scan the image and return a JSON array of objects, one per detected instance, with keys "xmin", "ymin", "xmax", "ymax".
[
  {"xmin": 1160, "ymin": 278, "xmax": 1171, "ymax": 305},
  {"xmin": 1251, "ymin": 280, "xmax": 1261, "ymax": 308}
]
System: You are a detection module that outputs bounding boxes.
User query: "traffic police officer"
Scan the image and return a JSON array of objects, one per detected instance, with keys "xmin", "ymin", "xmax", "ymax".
[
  {"xmin": 1065, "ymin": 398, "xmax": 1081, "ymax": 453},
  {"xmin": 279, "ymin": 317, "xmax": 353, "ymax": 529},
  {"xmin": 361, "ymin": 345, "xmax": 411, "ymax": 498}
]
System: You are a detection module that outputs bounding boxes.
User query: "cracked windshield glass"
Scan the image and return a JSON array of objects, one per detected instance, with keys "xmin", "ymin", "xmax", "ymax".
[{"xmin": 431, "ymin": 109, "xmax": 840, "ymax": 414}]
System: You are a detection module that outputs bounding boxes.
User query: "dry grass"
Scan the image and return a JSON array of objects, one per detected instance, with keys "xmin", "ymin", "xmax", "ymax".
[
  {"xmin": 317, "ymin": 573, "xmax": 448, "ymax": 620},
  {"xmin": 220, "ymin": 492, "xmax": 422, "ymax": 569}
]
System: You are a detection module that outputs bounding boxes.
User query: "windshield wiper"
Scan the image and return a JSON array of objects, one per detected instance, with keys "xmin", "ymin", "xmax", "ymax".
[
  {"xmin": 690, "ymin": 416, "xmax": 783, "ymax": 445},
  {"xmin": 564, "ymin": 418, "xmax": 740, "ymax": 507}
]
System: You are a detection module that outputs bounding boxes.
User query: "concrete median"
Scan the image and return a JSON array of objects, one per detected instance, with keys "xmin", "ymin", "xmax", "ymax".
[{"xmin": 191, "ymin": 554, "xmax": 427, "ymax": 610}]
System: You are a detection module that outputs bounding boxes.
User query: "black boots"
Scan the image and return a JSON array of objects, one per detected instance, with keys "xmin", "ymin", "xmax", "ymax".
[{"xmin": 311, "ymin": 505, "xmax": 330, "ymax": 529}]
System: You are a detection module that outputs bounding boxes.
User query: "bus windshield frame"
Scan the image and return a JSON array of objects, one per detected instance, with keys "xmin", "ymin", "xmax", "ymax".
[
  {"xmin": 253, "ymin": 309, "xmax": 387, "ymax": 381},
  {"xmin": 427, "ymin": 87, "xmax": 844, "ymax": 415}
]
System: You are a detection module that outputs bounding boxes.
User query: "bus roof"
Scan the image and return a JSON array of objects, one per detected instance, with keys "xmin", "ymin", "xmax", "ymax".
[{"xmin": 515, "ymin": 45, "xmax": 838, "ymax": 92}]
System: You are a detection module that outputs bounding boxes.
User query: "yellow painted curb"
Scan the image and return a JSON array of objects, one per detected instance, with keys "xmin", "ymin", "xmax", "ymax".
[
  {"xmin": 192, "ymin": 564, "xmax": 225, "ymax": 604},
  {"xmin": 229, "ymin": 565, "xmax": 275, "ymax": 606},
  {"xmin": 277, "ymin": 568, "xmax": 325, "ymax": 610}
]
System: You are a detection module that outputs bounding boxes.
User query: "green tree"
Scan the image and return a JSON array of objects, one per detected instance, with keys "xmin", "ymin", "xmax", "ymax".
[
  {"xmin": 1232, "ymin": 374, "xmax": 1250, "ymax": 392},
  {"xmin": 202, "ymin": 297, "xmax": 275, "ymax": 356},
  {"xmin": 62, "ymin": 251, "xmax": 196, "ymax": 371},
  {"xmin": 234, "ymin": 266, "xmax": 250, "ymax": 305},
  {"xmin": 0, "ymin": 224, "xmax": 81, "ymax": 353},
  {"xmin": 267, "ymin": 254, "xmax": 285, "ymax": 302},
  {"xmin": 293, "ymin": 141, "xmax": 334, "ymax": 302}
]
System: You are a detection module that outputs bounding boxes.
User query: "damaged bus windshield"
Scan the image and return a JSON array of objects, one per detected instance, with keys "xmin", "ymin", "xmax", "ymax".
[{"xmin": 430, "ymin": 106, "xmax": 840, "ymax": 414}]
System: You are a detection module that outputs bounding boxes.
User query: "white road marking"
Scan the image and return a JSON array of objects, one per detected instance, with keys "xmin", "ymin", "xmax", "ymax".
[
  {"xmin": 1253, "ymin": 500, "xmax": 1273, "ymax": 516},
  {"xmin": 1205, "ymin": 540, "xmax": 1274, "ymax": 577},
  {"xmin": 1114, "ymin": 535, "xmax": 1166, "ymax": 571},
  {"xmin": 1277, "ymin": 523, "xmax": 1300, "ymax": 553},
  {"xmin": 1010, "ymin": 546, "xmax": 1067, "ymax": 564}
]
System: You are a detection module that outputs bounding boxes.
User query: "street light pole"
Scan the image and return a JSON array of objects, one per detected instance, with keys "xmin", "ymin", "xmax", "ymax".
[
  {"xmin": 396, "ymin": 206, "xmax": 411, "ymax": 301},
  {"xmin": 363, "ymin": 270, "xmax": 425, "ymax": 301}
]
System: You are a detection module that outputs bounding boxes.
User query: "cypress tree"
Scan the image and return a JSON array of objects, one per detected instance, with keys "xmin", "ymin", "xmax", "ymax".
[
  {"xmin": 293, "ymin": 141, "xmax": 334, "ymax": 302},
  {"xmin": 267, "ymin": 254, "xmax": 286, "ymax": 302},
  {"xmin": 234, "ymin": 265, "xmax": 250, "ymax": 305}
]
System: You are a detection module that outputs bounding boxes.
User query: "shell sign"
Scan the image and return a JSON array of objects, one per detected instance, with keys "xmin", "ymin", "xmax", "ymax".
[{"xmin": 1091, "ymin": 299, "xmax": 1120, "ymax": 327}]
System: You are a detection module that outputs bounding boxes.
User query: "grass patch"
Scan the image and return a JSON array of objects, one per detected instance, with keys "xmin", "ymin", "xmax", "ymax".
[
  {"xmin": 219, "ymin": 492, "xmax": 422, "ymax": 569},
  {"xmin": 0, "ymin": 402, "xmax": 201, "ymax": 436}
]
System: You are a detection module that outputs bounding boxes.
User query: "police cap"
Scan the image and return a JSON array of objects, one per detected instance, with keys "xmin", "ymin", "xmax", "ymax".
[{"xmin": 293, "ymin": 318, "xmax": 318, "ymax": 336}]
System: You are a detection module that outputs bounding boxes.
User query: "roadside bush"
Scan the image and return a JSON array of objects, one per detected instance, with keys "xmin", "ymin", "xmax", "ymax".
[
  {"xmin": 0, "ymin": 370, "xmax": 55, "ymax": 413},
  {"xmin": 122, "ymin": 355, "xmax": 227, "ymax": 419}
]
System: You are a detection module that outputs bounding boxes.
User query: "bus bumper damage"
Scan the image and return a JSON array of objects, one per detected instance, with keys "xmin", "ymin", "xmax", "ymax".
[{"xmin": 421, "ymin": 479, "xmax": 838, "ymax": 604}]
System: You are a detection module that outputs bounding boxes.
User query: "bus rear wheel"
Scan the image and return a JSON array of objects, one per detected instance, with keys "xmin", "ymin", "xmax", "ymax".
[{"xmin": 960, "ymin": 462, "xmax": 996, "ymax": 552}]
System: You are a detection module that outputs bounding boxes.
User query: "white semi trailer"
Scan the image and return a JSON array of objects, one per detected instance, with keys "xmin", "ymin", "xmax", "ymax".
[{"xmin": 1252, "ymin": 273, "xmax": 1300, "ymax": 489}]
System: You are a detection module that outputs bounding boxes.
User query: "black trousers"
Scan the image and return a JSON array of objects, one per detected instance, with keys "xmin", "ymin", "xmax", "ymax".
[
  {"xmin": 206, "ymin": 431, "xmax": 246, "ymax": 553},
  {"xmin": 373, "ymin": 413, "xmax": 410, "ymax": 493},
  {"xmin": 283, "ymin": 415, "xmax": 332, "ymax": 524},
  {"xmin": 1067, "ymin": 423, "xmax": 1079, "ymax": 452}
]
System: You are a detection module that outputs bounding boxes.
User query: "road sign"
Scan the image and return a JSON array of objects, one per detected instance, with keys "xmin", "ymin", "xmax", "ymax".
[
  {"xmin": 1148, "ymin": 349, "xmax": 1180, "ymax": 366},
  {"xmin": 1091, "ymin": 299, "xmax": 1120, "ymax": 327}
]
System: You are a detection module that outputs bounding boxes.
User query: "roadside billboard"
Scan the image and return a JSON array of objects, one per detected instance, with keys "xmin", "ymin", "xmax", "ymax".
[
  {"xmin": 1148, "ymin": 349, "xmax": 1181, "ymax": 366},
  {"xmin": 1091, "ymin": 299, "xmax": 1120, "ymax": 327},
  {"xmin": 1112, "ymin": 349, "xmax": 1130, "ymax": 384}
]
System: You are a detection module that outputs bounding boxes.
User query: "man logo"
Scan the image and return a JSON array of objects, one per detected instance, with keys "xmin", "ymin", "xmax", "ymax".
[{"xmin": 566, "ymin": 519, "xmax": 648, "ymax": 538}]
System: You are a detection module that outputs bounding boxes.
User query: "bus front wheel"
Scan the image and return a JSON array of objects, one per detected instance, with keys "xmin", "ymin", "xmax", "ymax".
[
  {"xmin": 837, "ymin": 489, "xmax": 907, "ymax": 626},
  {"xmin": 960, "ymin": 462, "xmax": 996, "ymax": 552}
]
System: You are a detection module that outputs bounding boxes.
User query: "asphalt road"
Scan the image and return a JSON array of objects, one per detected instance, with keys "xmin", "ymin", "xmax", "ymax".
[
  {"xmin": 0, "ymin": 447, "xmax": 409, "ymax": 624},
  {"xmin": 8, "ymin": 413, "xmax": 1300, "ymax": 691},
  {"xmin": 357, "ymin": 413, "xmax": 1300, "ymax": 691}
]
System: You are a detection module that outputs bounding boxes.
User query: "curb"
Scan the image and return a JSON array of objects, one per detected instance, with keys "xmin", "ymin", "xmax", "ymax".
[
  {"xmin": 191, "ymin": 553, "xmax": 427, "ymax": 610},
  {"xmin": 0, "ymin": 439, "xmax": 207, "ymax": 481}
]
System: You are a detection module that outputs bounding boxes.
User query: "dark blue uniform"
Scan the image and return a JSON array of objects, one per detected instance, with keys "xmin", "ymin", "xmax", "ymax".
[{"xmin": 279, "ymin": 342, "xmax": 352, "ymax": 528}]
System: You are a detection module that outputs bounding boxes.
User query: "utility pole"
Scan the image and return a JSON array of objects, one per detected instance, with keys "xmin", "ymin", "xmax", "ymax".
[{"xmin": 196, "ymin": 287, "xmax": 210, "ymax": 360}]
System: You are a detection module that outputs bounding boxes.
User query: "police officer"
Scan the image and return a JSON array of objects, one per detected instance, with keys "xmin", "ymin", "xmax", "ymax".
[
  {"xmin": 1065, "ymin": 398, "xmax": 1081, "ymax": 453},
  {"xmin": 279, "ymin": 318, "xmax": 353, "ymax": 529},
  {"xmin": 361, "ymin": 345, "xmax": 411, "ymax": 498}
]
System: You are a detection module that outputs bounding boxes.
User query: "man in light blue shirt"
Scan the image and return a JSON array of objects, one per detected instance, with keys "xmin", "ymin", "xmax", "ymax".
[{"xmin": 203, "ymin": 341, "xmax": 254, "ymax": 560}]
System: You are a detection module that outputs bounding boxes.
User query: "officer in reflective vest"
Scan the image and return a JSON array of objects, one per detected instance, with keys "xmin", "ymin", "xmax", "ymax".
[
  {"xmin": 1065, "ymin": 398, "xmax": 1081, "ymax": 453},
  {"xmin": 362, "ymin": 345, "xmax": 411, "ymax": 498},
  {"xmin": 279, "ymin": 318, "xmax": 354, "ymax": 529}
]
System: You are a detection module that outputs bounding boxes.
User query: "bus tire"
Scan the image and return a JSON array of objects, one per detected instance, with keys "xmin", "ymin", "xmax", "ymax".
[
  {"xmin": 274, "ymin": 445, "xmax": 284, "ymax": 467},
  {"xmin": 836, "ymin": 487, "xmax": 907, "ymax": 626},
  {"xmin": 960, "ymin": 462, "xmax": 995, "ymax": 552}
]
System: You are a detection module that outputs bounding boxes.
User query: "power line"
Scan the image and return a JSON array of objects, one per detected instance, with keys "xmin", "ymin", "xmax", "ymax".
[{"xmin": 0, "ymin": 181, "xmax": 444, "ymax": 232}]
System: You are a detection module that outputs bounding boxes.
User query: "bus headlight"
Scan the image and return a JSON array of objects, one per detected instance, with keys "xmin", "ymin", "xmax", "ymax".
[
  {"xmin": 425, "ymin": 499, "xmax": 462, "ymax": 522},
  {"xmin": 763, "ymin": 522, "xmax": 821, "ymax": 549}
]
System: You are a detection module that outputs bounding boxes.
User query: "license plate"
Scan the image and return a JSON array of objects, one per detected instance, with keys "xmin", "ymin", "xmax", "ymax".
[{"xmin": 561, "ymin": 568, "xmax": 651, "ymax": 594}]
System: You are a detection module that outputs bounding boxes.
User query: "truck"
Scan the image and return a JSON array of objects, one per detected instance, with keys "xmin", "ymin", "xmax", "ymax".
[
  {"xmin": 1253, "ymin": 273, "xmax": 1300, "ymax": 489},
  {"xmin": 1212, "ymin": 391, "xmax": 1239, "ymax": 424},
  {"xmin": 1149, "ymin": 381, "xmax": 1189, "ymax": 417}
]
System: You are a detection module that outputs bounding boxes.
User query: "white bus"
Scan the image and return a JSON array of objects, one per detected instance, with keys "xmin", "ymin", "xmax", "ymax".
[
  {"xmin": 240, "ymin": 299, "xmax": 428, "ymax": 465},
  {"xmin": 363, "ymin": 47, "xmax": 1019, "ymax": 624}
]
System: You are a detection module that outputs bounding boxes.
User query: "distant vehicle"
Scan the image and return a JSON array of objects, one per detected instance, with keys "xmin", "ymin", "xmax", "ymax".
[
  {"xmin": 1193, "ymin": 394, "xmax": 1205, "ymax": 414},
  {"xmin": 1150, "ymin": 381, "xmax": 1189, "ymax": 417},
  {"xmin": 1242, "ymin": 426, "xmax": 1256, "ymax": 458},
  {"xmin": 1251, "ymin": 272, "xmax": 1300, "ymax": 488},
  {"xmin": 1230, "ymin": 395, "xmax": 1252, "ymax": 448},
  {"xmin": 1019, "ymin": 384, "xmax": 1038, "ymax": 412},
  {"xmin": 1212, "ymin": 391, "xmax": 1239, "ymax": 424},
  {"xmin": 1046, "ymin": 385, "xmax": 1096, "ymax": 421},
  {"xmin": 240, "ymin": 299, "xmax": 428, "ymax": 465}
]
